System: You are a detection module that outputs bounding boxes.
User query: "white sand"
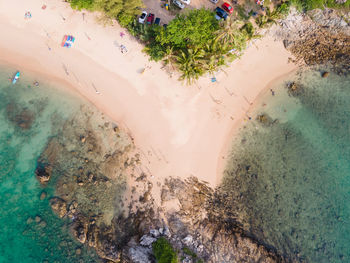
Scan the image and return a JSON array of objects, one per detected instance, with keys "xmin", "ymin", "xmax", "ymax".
[{"xmin": 0, "ymin": 0, "xmax": 297, "ymax": 189}]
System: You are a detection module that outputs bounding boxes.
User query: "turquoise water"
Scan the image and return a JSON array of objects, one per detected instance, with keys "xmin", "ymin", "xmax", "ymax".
[
  {"xmin": 0, "ymin": 66, "xmax": 99, "ymax": 262},
  {"xmin": 222, "ymin": 68, "xmax": 350, "ymax": 262}
]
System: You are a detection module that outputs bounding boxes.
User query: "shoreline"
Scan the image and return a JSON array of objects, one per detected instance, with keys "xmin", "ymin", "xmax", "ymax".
[
  {"xmin": 0, "ymin": 0, "xmax": 298, "ymax": 191},
  {"xmin": 215, "ymin": 67, "xmax": 301, "ymax": 185}
]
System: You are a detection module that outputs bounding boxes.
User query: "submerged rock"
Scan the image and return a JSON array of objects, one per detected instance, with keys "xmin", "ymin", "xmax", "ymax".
[
  {"xmin": 6, "ymin": 103, "xmax": 35, "ymax": 130},
  {"xmin": 39, "ymin": 191, "xmax": 47, "ymax": 200},
  {"xmin": 286, "ymin": 81, "xmax": 304, "ymax": 97},
  {"xmin": 322, "ymin": 71, "xmax": 330, "ymax": 78},
  {"xmin": 256, "ymin": 114, "xmax": 276, "ymax": 126},
  {"xmin": 49, "ymin": 197, "xmax": 67, "ymax": 218},
  {"xmin": 71, "ymin": 216, "xmax": 89, "ymax": 244},
  {"xmin": 35, "ymin": 161, "xmax": 52, "ymax": 184}
]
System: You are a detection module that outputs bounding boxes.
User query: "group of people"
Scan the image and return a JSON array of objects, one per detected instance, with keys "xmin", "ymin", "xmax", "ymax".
[{"xmin": 24, "ymin": 11, "xmax": 32, "ymax": 19}]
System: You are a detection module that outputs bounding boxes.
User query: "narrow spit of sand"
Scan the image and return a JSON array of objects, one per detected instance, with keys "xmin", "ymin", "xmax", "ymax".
[{"xmin": 0, "ymin": 0, "xmax": 297, "ymax": 191}]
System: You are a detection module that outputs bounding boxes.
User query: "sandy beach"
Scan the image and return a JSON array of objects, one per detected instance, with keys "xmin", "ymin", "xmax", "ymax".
[{"xmin": 0, "ymin": 0, "xmax": 297, "ymax": 189}]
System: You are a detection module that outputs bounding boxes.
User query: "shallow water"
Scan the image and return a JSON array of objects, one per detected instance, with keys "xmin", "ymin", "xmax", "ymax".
[
  {"xmin": 223, "ymin": 68, "xmax": 350, "ymax": 262},
  {"xmin": 0, "ymin": 66, "xmax": 100, "ymax": 262}
]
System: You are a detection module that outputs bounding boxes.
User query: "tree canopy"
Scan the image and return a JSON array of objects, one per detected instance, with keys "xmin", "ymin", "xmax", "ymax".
[{"xmin": 156, "ymin": 8, "xmax": 219, "ymax": 49}]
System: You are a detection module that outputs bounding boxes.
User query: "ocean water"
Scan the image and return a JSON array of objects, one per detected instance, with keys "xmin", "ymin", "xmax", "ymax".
[
  {"xmin": 0, "ymin": 66, "xmax": 100, "ymax": 263},
  {"xmin": 222, "ymin": 68, "xmax": 350, "ymax": 262}
]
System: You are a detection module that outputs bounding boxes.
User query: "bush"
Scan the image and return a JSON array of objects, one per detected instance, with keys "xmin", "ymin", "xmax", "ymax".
[
  {"xmin": 117, "ymin": 12, "xmax": 135, "ymax": 27},
  {"xmin": 156, "ymin": 8, "xmax": 219, "ymax": 49},
  {"xmin": 143, "ymin": 42, "xmax": 165, "ymax": 61},
  {"xmin": 152, "ymin": 237, "xmax": 178, "ymax": 263},
  {"xmin": 69, "ymin": 0, "xmax": 95, "ymax": 10}
]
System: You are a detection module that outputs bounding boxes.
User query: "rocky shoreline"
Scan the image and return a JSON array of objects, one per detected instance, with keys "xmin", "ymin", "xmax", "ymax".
[
  {"xmin": 274, "ymin": 8, "xmax": 350, "ymax": 74},
  {"xmin": 33, "ymin": 102, "xmax": 292, "ymax": 262}
]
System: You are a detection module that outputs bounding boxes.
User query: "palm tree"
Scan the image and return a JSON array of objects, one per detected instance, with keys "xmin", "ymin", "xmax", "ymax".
[
  {"xmin": 240, "ymin": 22, "xmax": 261, "ymax": 41},
  {"xmin": 214, "ymin": 17, "xmax": 246, "ymax": 50},
  {"xmin": 256, "ymin": 6, "xmax": 284, "ymax": 28},
  {"xmin": 175, "ymin": 48, "xmax": 205, "ymax": 84},
  {"xmin": 201, "ymin": 41, "xmax": 229, "ymax": 74},
  {"xmin": 162, "ymin": 46, "xmax": 177, "ymax": 71}
]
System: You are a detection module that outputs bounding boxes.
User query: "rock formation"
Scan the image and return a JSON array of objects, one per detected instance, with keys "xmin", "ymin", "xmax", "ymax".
[
  {"xmin": 274, "ymin": 8, "xmax": 350, "ymax": 72},
  {"xmin": 49, "ymin": 197, "xmax": 67, "ymax": 218}
]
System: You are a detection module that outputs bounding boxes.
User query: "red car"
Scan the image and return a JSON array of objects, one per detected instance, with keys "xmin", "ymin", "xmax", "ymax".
[
  {"xmin": 222, "ymin": 2, "xmax": 233, "ymax": 14},
  {"xmin": 146, "ymin": 13, "xmax": 155, "ymax": 25}
]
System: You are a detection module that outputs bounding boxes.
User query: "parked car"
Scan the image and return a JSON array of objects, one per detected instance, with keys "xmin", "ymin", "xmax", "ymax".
[
  {"xmin": 146, "ymin": 13, "xmax": 155, "ymax": 25},
  {"xmin": 138, "ymin": 11, "xmax": 147, "ymax": 24},
  {"xmin": 215, "ymin": 7, "xmax": 228, "ymax": 20},
  {"xmin": 154, "ymin": 17, "xmax": 161, "ymax": 25},
  {"xmin": 180, "ymin": 0, "xmax": 191, "ymax": 4},
  {"xmin": 210, "ymin": 0, "xmax": 218, "ymax": 3},
  {"xmin": 172, "ymin": 0, "xmax": 185, "ymax": 9},
  {"xmin": 222, "ymin": 2, "xmax": 233, "ymax": 14}
]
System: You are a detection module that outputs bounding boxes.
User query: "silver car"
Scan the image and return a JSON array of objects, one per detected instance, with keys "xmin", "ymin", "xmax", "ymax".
[
  {"xmin": 210, "ymin": 0, "xmax": 218, "ymax": 3},
  {"xmin": 138, "ymin": 11, "xmax": 148, "ymax": 24},
  {"xmin": 173, "ymin": 0, "xmax": 185, "ymax": 9},
  {"xmin": 180, "ymin": 0, "xmax": 191, "ymax": 4}
]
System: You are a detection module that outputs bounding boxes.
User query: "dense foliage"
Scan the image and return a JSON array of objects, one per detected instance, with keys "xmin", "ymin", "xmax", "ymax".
[
  {"xmin": 156, "ymin": 9, "xmax": 219, "ymax": 49},
  {"xmin": 152, "ymin": 237, "xmax": 178, "ymax": 263},
  {"xmin": 68, "ymin": 0, "xmax": 144, "ymax": 26},
  {"xmin": 131, "ymin": 9, "xmax": 255, "ymax": 83}
]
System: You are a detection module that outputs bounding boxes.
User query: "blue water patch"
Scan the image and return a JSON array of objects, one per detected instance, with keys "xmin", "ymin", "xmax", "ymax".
[
  {"xmin": 0, "ymin": 67, "xmax": 99, "ymax": 262},
  {"xmin": 222, "ymin": 68, "xmax": 350, "ymax": 262}
]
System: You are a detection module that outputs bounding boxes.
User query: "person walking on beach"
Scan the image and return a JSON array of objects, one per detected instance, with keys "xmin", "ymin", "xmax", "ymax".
[{"xmin": 120, "ymin": 45, "xmax": 127, "ymax": 53}]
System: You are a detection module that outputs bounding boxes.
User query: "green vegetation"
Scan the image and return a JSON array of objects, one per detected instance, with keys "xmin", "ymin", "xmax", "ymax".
[
  {"xmin": 158, "ymin": 9, "xmax": 219, "ymax": 49},
  {"xmin": 135, "ymin": 9, "xmax": 253, "ymax": 83},
  {"xmin": 152, "ymin": 237, "xmax": 178, "ymax": 263},
  {"xmin": 182, "ymin": 247, "xmax": 204, "ymax": 263},
  {"xmin": 289, "ymin": 0, "xmax": 350, "ymax": 11},
  {"xmin": 256, "ymin": 2, "xmax": 290, "ymax": 28},
  {"xmin": 67, "ymin": 0, "xmax": 144, "ymax": 26},
  {"xmin": 183, "ymin": 247, "xmax": 197, "ymax": 258}
]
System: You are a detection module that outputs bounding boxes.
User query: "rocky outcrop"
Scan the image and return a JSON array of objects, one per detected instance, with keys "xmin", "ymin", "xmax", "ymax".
[
  {"xmin": 274, "ymin": 8, "xmax": 350, "ymax": 72},
  {"xmin": 128, "ymin": 245, "xmax": 152, "ymax": 263},
  {"xmin": 286, "ymin": 81, "xmax": 304, "ymax": 97},
  {"xmin": 159, "ymin": 177, "xmax": 288, "ymax": 263},
  {"xmin": 35, "ymin": 160, "xmax": 52, "ymax": 184},
  {"xmin": 33, "ymin": 106, "xmax": 145, "ymax": 262}
]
